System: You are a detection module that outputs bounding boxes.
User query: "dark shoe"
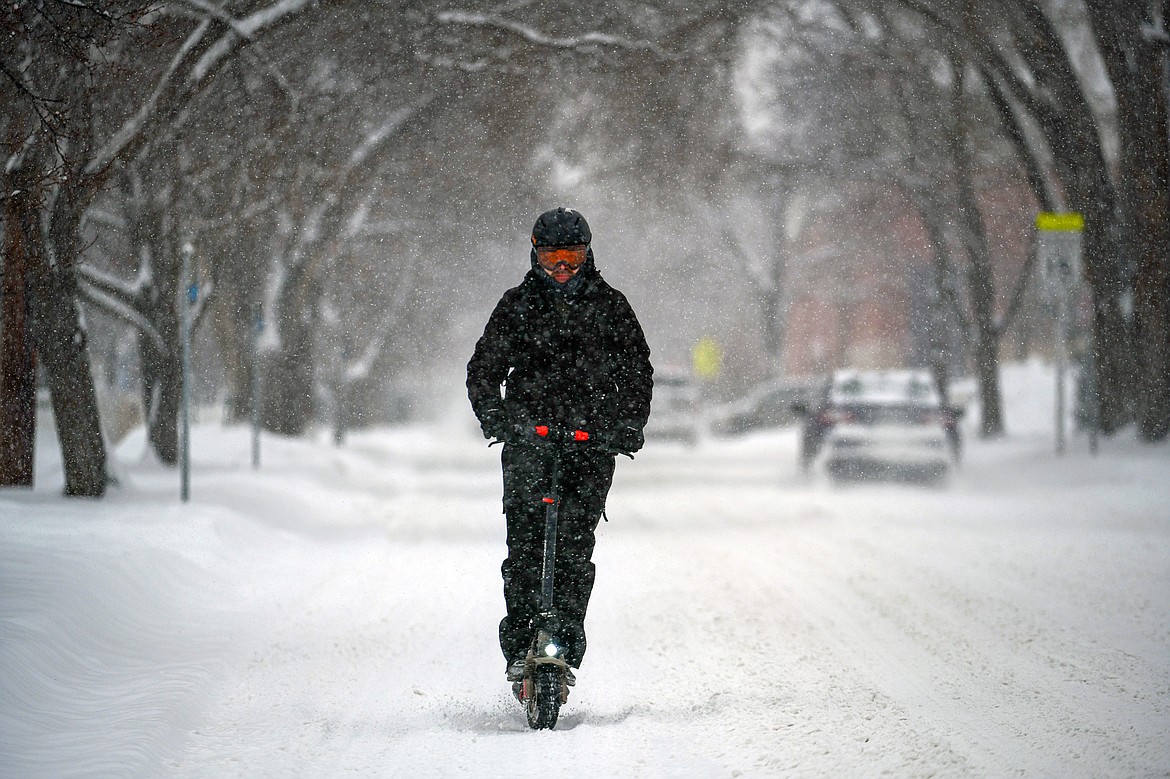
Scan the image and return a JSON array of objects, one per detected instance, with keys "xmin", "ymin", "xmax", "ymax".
[
  {"xmin": 564, "ymin": 667, "xmax": 576, "ymax": 687},
  {"xmin": 506, "ymin": 658, "xmax": 526, "ymax": 682}
]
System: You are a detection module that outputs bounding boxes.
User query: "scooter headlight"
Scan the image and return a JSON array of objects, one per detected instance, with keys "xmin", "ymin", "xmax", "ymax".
[{"xmin": 543, "ymin": 641, "xmax": 559, "ymax": 657}]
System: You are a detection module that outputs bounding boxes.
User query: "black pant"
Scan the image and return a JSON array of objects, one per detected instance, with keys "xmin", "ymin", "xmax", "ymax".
[{"xmin": 498, "ymin": 443, "xmax": 615, "ymax": 668}]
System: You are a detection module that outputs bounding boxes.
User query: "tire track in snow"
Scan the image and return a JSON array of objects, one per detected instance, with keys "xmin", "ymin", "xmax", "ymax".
[
  {"xmin": 588, "ymin": 499, "xmax": 978, "ymax": 776},
  {"xmin": 764, "ymin": 515, "xmax": 1165, "ymax": 776}
]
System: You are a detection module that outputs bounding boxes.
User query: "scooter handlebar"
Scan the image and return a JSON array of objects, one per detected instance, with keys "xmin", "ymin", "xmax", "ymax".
[
  {"xmin": 533, "ymin": 425, "xmax": 590, "ymax": 443},
  {"xmin": 494, "ymin": 424, "xmax": 633, "ymax": 457}
]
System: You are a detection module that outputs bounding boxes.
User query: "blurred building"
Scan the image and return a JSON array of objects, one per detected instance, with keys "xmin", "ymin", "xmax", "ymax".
[{"xmin": 781, "ymin": 173, "xmax": 1038, "ymax": 379}]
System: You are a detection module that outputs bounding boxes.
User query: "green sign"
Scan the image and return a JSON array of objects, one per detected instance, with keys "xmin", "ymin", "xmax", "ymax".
[{"xmin": 1036, "ymin": 212, "xmax": 1084, "ymax": 232}]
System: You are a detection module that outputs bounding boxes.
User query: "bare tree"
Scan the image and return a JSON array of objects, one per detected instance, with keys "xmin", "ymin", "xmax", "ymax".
[
  {"xmin": 2, "ymin": 1, "xmax": 159, "ymax": 495},
  {"xmin": 2, "ymin": 0, "xmax": 338, "ymax": 491},
  {"xmin": 868, "ymin": 6, "xmax": 1018, "ymax": 436},
  {"xmin": 257, "ymin": 95, "xmax": 441, "ymax": 435},
  {"xmin": 249, "ymin": 1, "xmax": 761, "ymax": 435},
  {"xmin": 888, "ymin": 0, "xmax": 1167, "ymax": 437}
]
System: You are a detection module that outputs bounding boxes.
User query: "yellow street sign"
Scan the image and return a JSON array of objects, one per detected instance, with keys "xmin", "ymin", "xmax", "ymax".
[
  {"xmin": 693, "ymin": 338, "xmax": 722, "ymax": 379},
  {"xmin": 1036, "ymin": 212, "xmax": 1084, "ymax": 232}
]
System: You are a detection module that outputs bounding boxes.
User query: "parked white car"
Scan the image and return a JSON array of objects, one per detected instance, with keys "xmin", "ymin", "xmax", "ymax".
[{"xmin": 796, "ymin": 369, "xmax": 962, "ymax": 484}]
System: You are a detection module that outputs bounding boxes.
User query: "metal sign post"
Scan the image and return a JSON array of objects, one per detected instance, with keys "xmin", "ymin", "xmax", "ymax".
[
  {"xmin": 250, "ymin": 301, "xmax": 263, "ymax": 470},
  {"xmin": 180, "ymin": 243, "xmax": 194, "ymax": 501},
  {"xmin": 1035, "ymin": 212, "xmax": 1084, "ymax": 457}
]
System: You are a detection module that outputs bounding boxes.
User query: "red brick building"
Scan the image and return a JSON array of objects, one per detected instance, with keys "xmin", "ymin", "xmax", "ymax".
[{"xmin": 781, "ymin": 175, "xmax": 1040, "ymax": 378}]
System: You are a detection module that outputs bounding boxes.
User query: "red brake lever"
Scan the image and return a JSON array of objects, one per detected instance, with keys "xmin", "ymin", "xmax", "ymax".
[
  {"xmin": 535, "ymin": 425, "xmax": 549, "ymax": 437},
  {"xmin": 574, "ymin": 430, "xmax": 589, "ymax": 441}
]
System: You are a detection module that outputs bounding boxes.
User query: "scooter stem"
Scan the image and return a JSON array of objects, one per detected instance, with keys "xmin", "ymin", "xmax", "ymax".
[{"xmin": 539, "ymin": 453, "xmax": 562, "ymax": 611}]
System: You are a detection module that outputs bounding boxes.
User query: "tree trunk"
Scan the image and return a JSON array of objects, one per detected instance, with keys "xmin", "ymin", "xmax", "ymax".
[
  {"xmin": 950, "ymin": 60, "xmax": 1004, "ymax": 436},
  {"xmin": 1081, "ymin": 0, "xmax": 1168, "ymax": 439},
  {"xmin": 968, "ymin": 264, "xmax": 1004, "ymax": 437},
  {"xmin": 1128, "ymin": 9, "xmax": 1170, "ymax": 440},
  {"xmin": 20, "ymin": 222, "xmax": 108, "ymax": 496},
  {"xmin": 1082, "ymin": 219, "xmax": 1133, "ymax": 435},
  {"xmin": 126, "ymin": 181, "xmax": 183, "ymax": 465},
  {"xmin": 138, "ymin": 325, "xmax": 181, "ymax": 464},
  {"xmin": 28, "ymin": 288, "xmax": 106, "ymax": 496},
  {"xmin": 760, "ymin": 286, "xmax": 784, "ymax": 371},
  {"xmin": 972, "ymin": 332, "xmax": 1002, "ymax": 438},
  {"xmin": 262, "ymin": 312, "xmax": 315, "ymax": 436},
  {"xmin": 8, "ymin": 153, "xmax": 106, "ymax": 496},
  {"xmin": 1, "ymin": 186, "xmax": 37, "ymax": 486},
  {"xmin": 210, "ymin": 276, "xmax": 254, "ymax": 425},
  {"xmin": 261, "ymin": 230, "xmax": 324, "ymax": 437}
]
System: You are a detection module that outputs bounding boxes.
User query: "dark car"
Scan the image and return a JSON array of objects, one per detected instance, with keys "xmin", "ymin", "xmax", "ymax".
[
  {"xmin": 709, "ymin": 377, "xmax": 812, "ymax": 437},
  {"xmin": 644, "ymin": 369, "xmax": 701, "ymax": 446},
  {"xmin": 795, "ymin": 369, "xmax": 962, "ymax": 483}
]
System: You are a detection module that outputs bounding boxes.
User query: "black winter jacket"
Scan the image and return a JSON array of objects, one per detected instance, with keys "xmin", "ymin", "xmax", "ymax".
[{"xmin": 467, "ymin": 264, "xmax": 653, "ymax": 436}]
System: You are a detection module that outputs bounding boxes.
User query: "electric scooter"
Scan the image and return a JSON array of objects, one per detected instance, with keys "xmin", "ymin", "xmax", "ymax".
[{"xmin": 497, "ymin": 424, "xmax": 630, "ymax": 730}]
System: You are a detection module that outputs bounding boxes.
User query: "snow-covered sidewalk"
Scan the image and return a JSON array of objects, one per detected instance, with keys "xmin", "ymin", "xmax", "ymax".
[{"xmin": 2, "ymin": 364, "xmax": 1168, "ymax": 777}]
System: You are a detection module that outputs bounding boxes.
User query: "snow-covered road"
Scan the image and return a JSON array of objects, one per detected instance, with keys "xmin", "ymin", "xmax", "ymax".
[{"xmin": 2, "ymin": 365, "xmax": 1168, "ymax": 777}]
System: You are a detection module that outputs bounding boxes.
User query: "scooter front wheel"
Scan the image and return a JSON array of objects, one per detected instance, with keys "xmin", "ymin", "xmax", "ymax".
[{"xmin": 525, "ymin": 665, "xmax": 561, "ymax": 730}]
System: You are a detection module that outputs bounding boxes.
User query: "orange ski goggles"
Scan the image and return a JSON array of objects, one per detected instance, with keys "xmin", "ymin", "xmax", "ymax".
[{"xmin": 535, "ymin": 244, "xmax": 588, "ymax": 272}]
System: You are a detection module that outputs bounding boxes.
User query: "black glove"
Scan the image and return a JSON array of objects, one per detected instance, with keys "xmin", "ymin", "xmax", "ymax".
[
  {"xmin": 479, "ymin": 407, "xmax": 513, "ymax": 441},
  {"xmin": 609, "ymin": 423, "xmax": 645, "ymax": 454}
]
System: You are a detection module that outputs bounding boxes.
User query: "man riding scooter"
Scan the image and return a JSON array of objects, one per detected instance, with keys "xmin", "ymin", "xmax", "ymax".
[{"xmin": 466, "ymin": 207, "xmax": 654, "ymax": 695}]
